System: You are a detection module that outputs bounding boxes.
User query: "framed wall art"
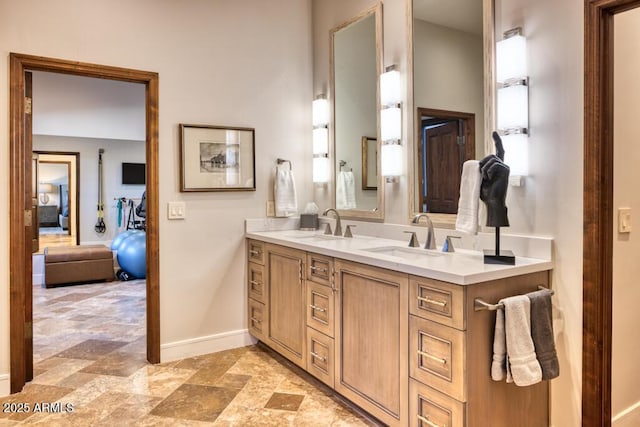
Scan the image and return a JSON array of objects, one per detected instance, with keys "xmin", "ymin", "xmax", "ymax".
[{"xmin": 180, "ymin": 124, "xmax": 256, "ymax": 192}]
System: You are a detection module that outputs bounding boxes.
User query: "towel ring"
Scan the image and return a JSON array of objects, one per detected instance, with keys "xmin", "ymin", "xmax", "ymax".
[
  {"xmin": 474, "ymin": 286, "xmax": 554, "ymax": 311},
  {"xmin": 339, "ymin": 160, "xmax": 352, "ymax": 172},
  {"xmin": 277, "ymin": 158, "xmax": 292, "ymax": 170}
]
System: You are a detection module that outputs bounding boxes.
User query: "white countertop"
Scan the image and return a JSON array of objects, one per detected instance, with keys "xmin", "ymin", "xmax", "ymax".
[{"xmin": 245, "ymin": 230, "xmax": 553, "ymax": 285}]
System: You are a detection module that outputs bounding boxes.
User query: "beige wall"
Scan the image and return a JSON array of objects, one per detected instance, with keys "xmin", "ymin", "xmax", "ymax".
[
  {"xmin": 0, "ymin": 0, "xmax": 313, "ymax": 388},
  {"xmin": 612, "ymin": 7, "xmax": 640, "ymax": 426}
]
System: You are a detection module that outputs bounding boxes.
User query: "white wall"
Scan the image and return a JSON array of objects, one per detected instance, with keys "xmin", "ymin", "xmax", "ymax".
[
  {"xmin": 0, "ymin": 0, "xmax": 313, "ymax": 389},
  {"xmin": 612, "ymin": 8, "xmax": 640, "ymax": 426},
  {"xmin": 34, "ymin": 135, "xmax": 146, "ymax": 244},
  {"xmin": 32, "ymin": 71, "xmax": 146, "ymax": 141}
]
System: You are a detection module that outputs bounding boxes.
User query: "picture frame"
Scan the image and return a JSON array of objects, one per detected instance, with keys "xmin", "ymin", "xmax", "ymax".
[
  {"xmin": 361, "ymin": 136, "xmax": 377, "ymax": 190},
  {"xmin": 179, "ymin": 124, "xmax": 256, "ymax": 192}
]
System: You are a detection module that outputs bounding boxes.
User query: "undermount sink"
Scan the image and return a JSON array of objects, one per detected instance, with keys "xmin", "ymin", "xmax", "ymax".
[{"xmin": 362, "ymin": 245, "xmax": 443, "ymax": 260}]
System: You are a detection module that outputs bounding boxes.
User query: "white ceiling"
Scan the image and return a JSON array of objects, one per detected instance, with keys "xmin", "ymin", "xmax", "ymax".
[{"xmin": 413, "ymin": 0, "xmax": 483, "ymax": 35}]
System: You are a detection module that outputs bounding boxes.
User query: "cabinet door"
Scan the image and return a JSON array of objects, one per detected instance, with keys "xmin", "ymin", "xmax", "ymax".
[
  {"xmin": 267, "ymin": 244, "xmax": 306, "ymax": 369},
  {"xmin": 334, "ymin": 260, "xmax": 408, "ymax": 427}
]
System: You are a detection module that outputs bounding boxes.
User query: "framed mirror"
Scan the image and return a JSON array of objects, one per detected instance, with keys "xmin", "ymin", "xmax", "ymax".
[
  {"xmin": 408, "ymin": 0, "xmax": 495, "ymax": 226},
  {"xmin": 330, "ymin": 3, "xmax": 384, "ymax": 220}
]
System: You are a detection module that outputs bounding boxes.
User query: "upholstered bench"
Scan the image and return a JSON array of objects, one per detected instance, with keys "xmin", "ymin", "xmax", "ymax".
[{"xmin": 44, "ymin": 245, "xmax": 115, "ymax": 288}]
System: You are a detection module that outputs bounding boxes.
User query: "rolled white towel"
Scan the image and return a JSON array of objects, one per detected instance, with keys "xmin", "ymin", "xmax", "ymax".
[
  {"xmin": 274, "ymin": 165, "xmax": 297, "ymax": 217},
  {"xmin": 455, "ymin": 160, "xmax": 481, "ymax": 234}
]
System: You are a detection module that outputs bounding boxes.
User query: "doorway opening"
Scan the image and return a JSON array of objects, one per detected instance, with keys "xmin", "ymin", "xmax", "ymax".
[
  {"xmin": 9, "ymin": 53, "xmax": 160, "ymax": 394},
  {"xmin": 35, "ymin": 152, "xmax": 80, "ymax": 249},
  {"xmin": 416, "ymin": 107, "xmax": 475, "ymax": 214}
]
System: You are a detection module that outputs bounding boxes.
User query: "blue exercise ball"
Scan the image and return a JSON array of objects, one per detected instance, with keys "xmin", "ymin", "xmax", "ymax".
[
  {"xmin": 117, "ymin": 232, "xmax": 146, "ymax": 279},
  {"xmin": 111, "ymin": 230, "xmax": 142, "ymax": 251}
]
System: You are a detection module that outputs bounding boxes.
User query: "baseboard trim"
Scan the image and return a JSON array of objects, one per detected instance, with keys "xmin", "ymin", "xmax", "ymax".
[
  {"xmin": 0, "ymin": 374, "xmax": 10, "ymax": 397},
  {"xmin": 613, "ymin": 401, "xmax": 640, "ymax": 426},
  {"xmin": 160, "ymin": 329, "xmax": 256, "ymax": 363}
]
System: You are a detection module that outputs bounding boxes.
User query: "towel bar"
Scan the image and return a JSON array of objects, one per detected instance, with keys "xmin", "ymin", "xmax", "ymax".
[
  {"xmin": 276, "ymin": 158, "xmax": 292, "ymax": 170},
  {"xmin": 474, "ymin": 286, "xmax": 554, "ymax": 311}
]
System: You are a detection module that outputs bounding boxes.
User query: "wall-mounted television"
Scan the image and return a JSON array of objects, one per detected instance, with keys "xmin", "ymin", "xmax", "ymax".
[{"xmin": 122, "ymin": 162, "xmax": 146, "ymax": 185}]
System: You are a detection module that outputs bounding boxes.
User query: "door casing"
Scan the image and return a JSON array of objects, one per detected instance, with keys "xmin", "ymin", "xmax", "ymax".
[{"xmin": 9, "ymin": 53, "xmax": 160, "ymax": 393}]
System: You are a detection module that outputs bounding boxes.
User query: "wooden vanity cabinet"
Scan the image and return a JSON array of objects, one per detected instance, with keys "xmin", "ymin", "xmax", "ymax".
[
  {"xmin": 265, "ymin": 243, "xmax": 307, "ymax": 369},
  {"xmin": 334, "ymin": 260, "xmax": 408, "ymax": 427},
  {"xmin": 246, "ymin": 238, "xmax": 550, "ymax": 427}
]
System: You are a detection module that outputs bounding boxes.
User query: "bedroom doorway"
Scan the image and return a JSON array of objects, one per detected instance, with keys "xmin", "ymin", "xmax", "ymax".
[
  {"xmin": 9, "ymin": 53, "xmax": 160, "ymax": 394},
  {"xmin": 35, "ymin": 152, "xmax": 80, "ymax": 249}
]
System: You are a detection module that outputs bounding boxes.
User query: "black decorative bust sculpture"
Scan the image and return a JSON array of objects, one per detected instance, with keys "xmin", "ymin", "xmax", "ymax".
[
  {"xmin": 480, "ymin": 131, "xmax": 515, "ymax": 265},
  {"xmin": 479, "ymin": 132, "xmax": 510, "ymax": 227}
]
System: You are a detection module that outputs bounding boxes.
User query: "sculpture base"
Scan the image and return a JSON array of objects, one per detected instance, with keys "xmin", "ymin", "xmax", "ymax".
[{"xmin": 483, "ymin": 249, "xmax": 516, "ymax": 265}]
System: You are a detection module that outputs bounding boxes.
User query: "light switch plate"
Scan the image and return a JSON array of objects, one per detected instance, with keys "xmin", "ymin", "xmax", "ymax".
[
  {"xmin": 168, "ymin": 202, "xmax": 186, "ymax": 220},
  {"xmin": 618, "ymin": 207, "xmax": 632, "ymax": 233}
]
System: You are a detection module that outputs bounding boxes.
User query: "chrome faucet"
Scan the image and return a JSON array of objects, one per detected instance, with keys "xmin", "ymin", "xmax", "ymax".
[
  {"xmin": 322, "ymin": 208, "xmax": 343, "ymax": 236},
  {"xmin": 412, "ymin": 214, "xmax": 436, "ymax": 250}
]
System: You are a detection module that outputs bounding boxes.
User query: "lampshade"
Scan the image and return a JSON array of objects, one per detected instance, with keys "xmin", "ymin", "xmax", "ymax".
[
  {"xmin": 496, "ymin": 31, "xmax": 527, "ymax": 83},
  {"xmin": 380, "ymin": 67, "xmax": 401, "ymax": 106},
  {"xmin": 39, "ymin": 183, "xmax": 54, "ymax": 193},
  {"xmin": 312, "ymin": 97, "xmax": 329, "ymax": 127},
  {"xmin": 380, "ymin": 143, "xmax": 403, "ymax": 177},
  {"xmin": 313, "ymin": 156, "xmax": 330, "ymax": 183},
  {"xmin": 502, "ymin": 133, "xmax": 529, "ymax": 176},
  {"xmin": 497, "ymin": 84, "xmax": 528, "ymax": 130},
  {"xmin": 381, "ymin": 107, "xmax": 402, "ymax": 142},
  {"xmin": 313, "ymin": 127, "xmax": 329, "ymax": 155}
]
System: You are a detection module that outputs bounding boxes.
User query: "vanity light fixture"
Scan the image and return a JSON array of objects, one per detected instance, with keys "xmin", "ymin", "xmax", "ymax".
[
  {"xmin": 380, "ymin": 65, "xmax": 403, "ymax": 183},
  {"xmin": 312, "ymin": 95, "xmax": 330, "ymax": 183},
  {"xmin": 496, "ymin": 27, "xmax": 529, "ymax": 179}
]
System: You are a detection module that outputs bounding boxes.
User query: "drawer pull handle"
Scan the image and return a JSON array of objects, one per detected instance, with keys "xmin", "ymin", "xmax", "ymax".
[
  {"xmin": 417, "ymin": 414, "xmax": 445, "ymax": 427},
  {"xmin": 249, "ymin": 249, "xmax": 261, "ymax": 256},
  {"xmin": 417, "ymin": 350, "xmax": 447, "ymax": 365},
  {"xmin": 310, "ymin": 351, "xmax": 326, "ymax": 362},
  {"xmin": 417, "ymin": 295, "xmax": 447, "ymax": 308},
  {"xmin": 250, "ymin": 317, "xmax": 262, "ymax": 324},
  {"xmin": 249, "ymin": 280, "xmax": 261, "ymax": 286},
  {"xmin": 310, "ymin": 266, "xmax": 328, "ymax": 273},
  {"xmin": 310, "ymin": 304, "xmax": 327, "ymax": 313}
]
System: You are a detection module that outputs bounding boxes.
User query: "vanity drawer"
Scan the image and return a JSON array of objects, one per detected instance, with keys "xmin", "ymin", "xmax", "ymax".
[
  {"xmin": 306, "ymin": 327, "xmax": 334, "ymax": 388},
  {"xmin": 410, "ymin": 276, "xmax": 465, "ymax": 330},
  {"xmin": 410, "ymin": 379, "xmax": 464, "ymax": 427},
  {"xmin": 247, "ymin": 240, "xmax": 265, "ymax": 265},
  {"xmin": 248, "ymin": 298, "xmax": 268, "ymax": 341},
  {"xmin": 306, "ymin": 253, "xmax": 334, "ymax": 287},
  {"xmin": 248, "ymin": 262, "xmax": 266, "ymax": 304},
  {"xmin": 306, "ymin": 281, "xmax": 334, "ymax": 337},
  {"xmin": 410, "ymin": 315, "xmax": 466, "ymax": 402}
]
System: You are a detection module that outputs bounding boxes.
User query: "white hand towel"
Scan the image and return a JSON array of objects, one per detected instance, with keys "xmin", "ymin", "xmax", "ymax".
[
  {"xmin": 503, "ymin": 295, "xmax": 543, "ymax": 386},
  {"xmin": 336, "ymin": 171, "xmax": 356, "ymax": 209},
  {"xmin": 274, "ymin": 165, "xmax": 297, "ymax": 217},
  {"xmin": 455, "ymin": 160, "xmax": 481, "ymax": 234}
]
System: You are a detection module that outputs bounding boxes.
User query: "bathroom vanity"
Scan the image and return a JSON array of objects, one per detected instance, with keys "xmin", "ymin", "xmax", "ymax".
[{"xmin": 245, "ymin": 231, "xmax": 552, "ymax": 427}]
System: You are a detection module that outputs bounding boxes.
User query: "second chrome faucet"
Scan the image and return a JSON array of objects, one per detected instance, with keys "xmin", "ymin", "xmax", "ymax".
[{"xmin": 411, "ymin": 214, "xmax": 436, "ymax": 250}]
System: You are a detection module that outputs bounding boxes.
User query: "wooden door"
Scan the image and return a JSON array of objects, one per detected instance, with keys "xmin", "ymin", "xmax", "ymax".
[
  {"xmin": 334, "ymin": 260, "xmax": 408, "ymax": 426},
  {"xmin": 267, "ymin": 244, "xmax": 306, "ymax": 369},
  {"xmin": 423, "ymin": 120, "xmax": 461, "ymax": 214}
]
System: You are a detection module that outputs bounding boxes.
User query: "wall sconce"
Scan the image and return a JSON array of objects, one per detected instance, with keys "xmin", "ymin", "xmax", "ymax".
[
  {"xmin": 496, "ymin": 27, "xmax": 529, "ymax": 179},
  {"xmin": 380, "ymin": 65, "xmax": 403, "ymax": 183},
  {"xmin": 39, "ymin": 183, "xmax": 54, "ymax": 205},
  {"xmin": 312, "ymin": 95, "xmax": 330, "ymax": 183}
]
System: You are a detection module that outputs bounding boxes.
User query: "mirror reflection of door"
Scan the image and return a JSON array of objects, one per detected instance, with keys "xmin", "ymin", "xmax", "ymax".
[
  {"xmin": 417, "ymin": 108, "xmax": 475, "ymax": 214},
  {"xmin": 36, "ymin": 153, "xmax": 80, "ymax": 250}
]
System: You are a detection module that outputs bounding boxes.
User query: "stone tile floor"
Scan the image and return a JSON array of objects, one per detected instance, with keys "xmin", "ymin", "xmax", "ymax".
[{"xmin": 0, "ymin": 279, "xmax": 376, "ymax": 426}]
